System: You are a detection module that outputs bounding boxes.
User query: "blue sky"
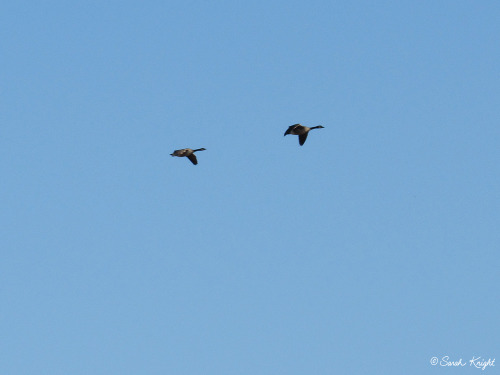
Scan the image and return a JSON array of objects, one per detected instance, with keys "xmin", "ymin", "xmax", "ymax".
[{"xmin": 2, "ymin": 1, "xmax": 499, "ymax": 374}]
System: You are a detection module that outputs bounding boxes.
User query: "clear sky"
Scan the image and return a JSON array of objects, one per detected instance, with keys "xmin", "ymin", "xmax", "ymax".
[{"xmin": 2, "ymin": 1, "xmax": 499, "ymax": 374}]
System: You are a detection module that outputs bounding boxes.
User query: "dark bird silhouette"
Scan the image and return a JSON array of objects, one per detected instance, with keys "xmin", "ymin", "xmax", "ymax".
[
  {"xmin": 170, "ymin": 148, "xmax": 206, "ymax": 165},
  {"xmin": 284, "ymin": 124, "xmax": 324, "ymax": 145}
]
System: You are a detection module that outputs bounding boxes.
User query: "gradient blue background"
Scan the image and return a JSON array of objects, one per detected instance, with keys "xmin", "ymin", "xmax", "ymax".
[{"xmin": 2, "ymin": 1, "xmax": 499, "ymax": 374}]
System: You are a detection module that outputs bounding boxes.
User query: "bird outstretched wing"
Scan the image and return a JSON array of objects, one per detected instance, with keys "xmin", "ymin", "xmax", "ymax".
[
  {"xmin": 187, "ymin": 154, "xmax": 198, "ymax": 165},
  {"xmin": 298, "ymin": 133, "xmax": 308, "ymax": 146}
]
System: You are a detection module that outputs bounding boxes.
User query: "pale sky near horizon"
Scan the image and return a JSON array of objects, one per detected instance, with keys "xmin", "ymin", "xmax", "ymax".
[{"xmin": 2, "ymin": 1, "xmax": 499, "ymax": 374}]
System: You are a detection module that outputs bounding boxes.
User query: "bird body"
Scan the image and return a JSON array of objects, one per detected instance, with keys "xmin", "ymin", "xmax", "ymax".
[
  {"xmin": 284, "ymin": 124, "xmax": 324, "ymax": 145},
  {"xmin": 170, "ymin": 148, "xmax": 206, "ymax": 165}
]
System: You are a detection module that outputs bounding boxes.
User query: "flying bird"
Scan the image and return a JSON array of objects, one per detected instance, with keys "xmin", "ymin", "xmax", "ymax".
[
  {"xmin": 170, "ymin": 148, "xmax": 206, "ymax": 165},
  {"xmin": 284, "ymin": 124, "xmax": 324, "ymax": 145}
]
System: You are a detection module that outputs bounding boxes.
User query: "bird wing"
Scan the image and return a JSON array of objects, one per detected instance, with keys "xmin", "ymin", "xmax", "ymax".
[
  {"xmin": 285, "ymin": 124, "xmax": 301, "ymax": 136},
  {"xmin": 298, "ymin": 132, "xmax": 308, "ymax": 146},
  {"xmin": 187, "ymin": 154, "xmax": 198, "ymax": 165}
]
